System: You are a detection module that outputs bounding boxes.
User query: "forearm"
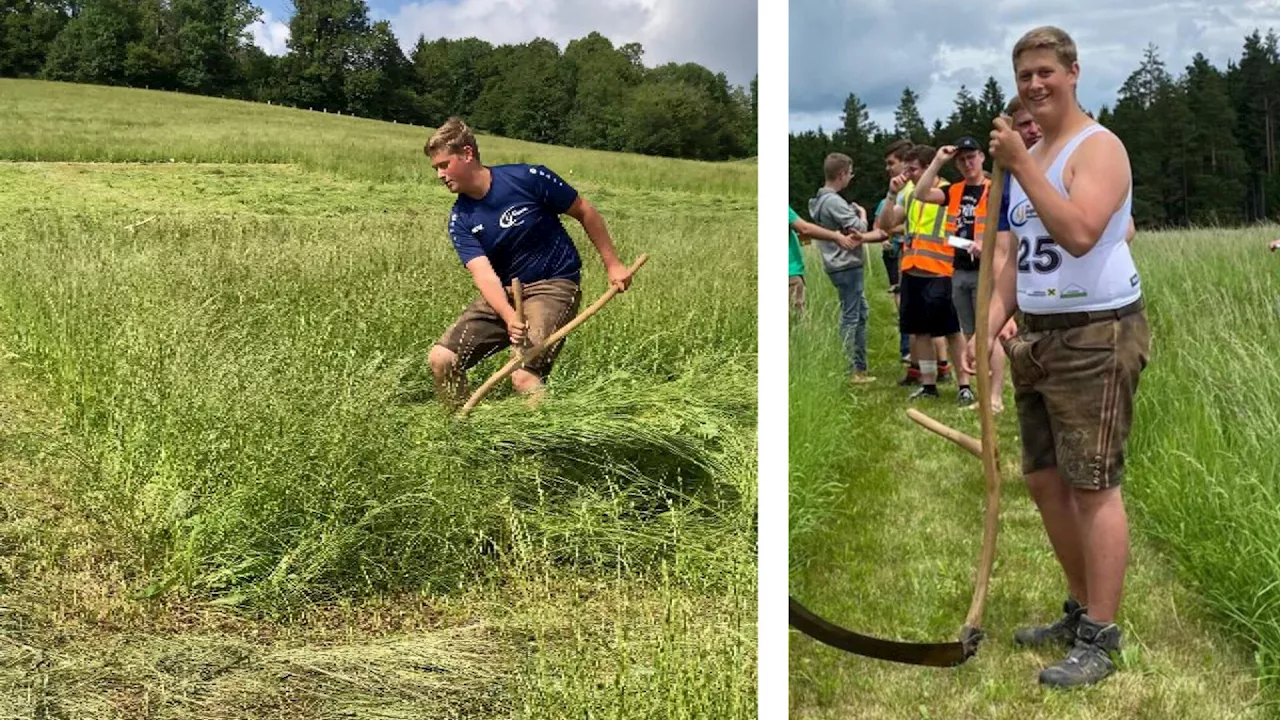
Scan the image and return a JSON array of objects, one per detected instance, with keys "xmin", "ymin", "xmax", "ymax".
[
  {"xmin": 875, "ymin": 194, "xmax": 897, "ymax": 230},
  {"xmin": 471, "ymin": 265, "xmax": 515, "ymax": 324},
  {"xmin": 914, "ymin": 161, "xmax": 943, "ymax": 202},
  {"xmin": 1010, "ymin": 160, "xmax": 1097, "ymax": 257},
  {"xmin": 579, "ymin": 202, "xmax": 623, "ymax": 267},
  {"xmin": 794, "ymin": 219, "xmax": 847, "ymax": 244}
]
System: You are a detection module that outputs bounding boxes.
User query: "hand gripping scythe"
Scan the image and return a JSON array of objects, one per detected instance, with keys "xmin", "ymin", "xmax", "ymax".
[
  {"xmin": 789, "ymin": 165, "xmax": 1006, "ymax": 667},
  {"xmin": 456, "ymin": 254, "xmax": 649, "ymax": 417}
]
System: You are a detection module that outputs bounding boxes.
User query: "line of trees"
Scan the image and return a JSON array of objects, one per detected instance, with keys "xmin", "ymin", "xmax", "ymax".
[
  {"xmin": 0, "ymin": 0, "xmax": 758, "ymax": 161},
  {"xmin": 790, "ymin": 30, "xmax": 1280, "ymax": 228}
]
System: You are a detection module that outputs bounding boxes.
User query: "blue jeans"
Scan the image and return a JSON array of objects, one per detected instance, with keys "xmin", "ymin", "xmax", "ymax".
[{"xmin": 827, "ymin": 266, "xmax": 868, "ymax": 373}]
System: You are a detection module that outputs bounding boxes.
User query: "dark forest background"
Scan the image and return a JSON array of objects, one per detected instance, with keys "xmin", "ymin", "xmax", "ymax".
[
  {"xmin": 0, "ymin": 0, "xmax": 758, "ymax": 161},
  {"xmin": 789, "ymin": 32, "xmax": 1280, "ymax": 228}
]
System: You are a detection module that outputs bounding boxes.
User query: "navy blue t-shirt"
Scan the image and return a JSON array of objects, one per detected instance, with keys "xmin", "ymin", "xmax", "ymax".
[
  {"xmin": 998, "ymin": 171, "xmax": 1012, "ymax": 231},
  {"xmin": 448, "ymin": 164, "xmax": 582, "ymax": 285}
]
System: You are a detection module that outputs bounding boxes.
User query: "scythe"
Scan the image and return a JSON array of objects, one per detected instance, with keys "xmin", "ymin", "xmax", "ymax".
[{"xmin": 789, "ymin": 163, "xmax": 1007, "ymax": 667}]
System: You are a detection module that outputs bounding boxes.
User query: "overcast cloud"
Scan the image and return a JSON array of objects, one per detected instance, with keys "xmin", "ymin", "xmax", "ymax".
[
  {"xmin": 247, "ymin": 0, "xmax": 756, "ymax": 87},
  {"xmin": 789, "ymin": 0, "xmax": 1279, "ymax": 133}
]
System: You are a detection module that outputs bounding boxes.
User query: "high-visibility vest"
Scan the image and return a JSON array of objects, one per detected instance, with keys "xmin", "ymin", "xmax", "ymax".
[
  {"xmin": 944, "ymin": 179, "xmax": 991, "ymax": 241},
  {"xmin": 901, "ymin": 181, "xmax": 953, "ymax": 277}
]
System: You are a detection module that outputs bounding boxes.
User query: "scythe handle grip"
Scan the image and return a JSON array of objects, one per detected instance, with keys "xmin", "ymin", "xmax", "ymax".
[{"xmin": 457, "ymin": 254, "xmax": 649, "ymax": 416}]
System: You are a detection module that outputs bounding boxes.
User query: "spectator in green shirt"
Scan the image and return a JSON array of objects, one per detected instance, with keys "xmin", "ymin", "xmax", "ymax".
[{"xmin": 789, "ymin": 205, "xmax": 862, "ymax": 315}]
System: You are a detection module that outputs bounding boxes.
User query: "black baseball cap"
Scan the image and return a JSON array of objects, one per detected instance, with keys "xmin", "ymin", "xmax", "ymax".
[{"xmin": 954, "ymin": 136, "xmax": 982, "ymax": 153}]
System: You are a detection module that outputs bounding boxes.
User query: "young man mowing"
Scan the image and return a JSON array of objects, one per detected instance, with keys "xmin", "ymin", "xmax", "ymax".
[
  {"xmin": 426, "ymin": 117, "xmax": 633, "ymax": 408},
  {"xmin": 967, "ymin": 26, "xmax": 1150, "ymax": 688},
  {"xmin": 878, "ymin": 144, "xmax": 968, "ymax": 402}
]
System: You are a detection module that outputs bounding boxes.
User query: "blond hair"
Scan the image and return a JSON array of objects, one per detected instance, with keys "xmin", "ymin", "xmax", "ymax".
[
  {"xmin": 823, "ymin": 152, "xmax": 853, "ymax": 181},
  {"xmin": 425, "ymin": 117, "xmax": 479, "ymax": 161},
  {"xmin": 1013, "ymin": 26, "xmax": 1077, "ymax": 69}
]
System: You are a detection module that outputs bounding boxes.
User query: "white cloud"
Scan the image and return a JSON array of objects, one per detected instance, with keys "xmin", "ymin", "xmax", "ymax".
[
  {"xmin": 790, "ymin": 1, "xmax": 1280, "ymax": 132},
  {"xmin": 249, "ymin": 11, "xmax": 291, "ymax": 56},
  {"xmin": 388, "ymin": 0, "xmax": 756, "ymax": 86}
]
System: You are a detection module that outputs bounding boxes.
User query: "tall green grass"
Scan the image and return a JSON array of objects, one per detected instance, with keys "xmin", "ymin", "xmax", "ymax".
[
  {"xmin": 1124, "ymin": 228, "xmax": 1280, "ymax": 687},
  {"xmin": 0, "ymin": 80, "xmax": 756, "ymax": 716},
  {"xmin": 788, "ymin": 238, "xmax": 1270, "ymax": 717},
  {"xmin": 0, "ymin": 203, "xmax": 755, "ymax": 609},
  {"xmin": 0, "ymin": 78, "xmax": 755, "ymax": 197}
]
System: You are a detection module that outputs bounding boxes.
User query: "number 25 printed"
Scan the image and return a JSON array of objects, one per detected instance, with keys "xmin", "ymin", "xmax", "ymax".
[{"xmin": 1017, "ymin": 235, "xmax": 1062, "ymax": 274}]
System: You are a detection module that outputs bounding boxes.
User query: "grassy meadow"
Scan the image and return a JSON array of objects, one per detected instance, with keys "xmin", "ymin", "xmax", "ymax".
[
  {"xmin": 789, "ymin": 228, "xmax": 1280, "ymax": 717},
  {"xmin": 0, "ymin": 79, "xmax": 756, "ymax": 718}
]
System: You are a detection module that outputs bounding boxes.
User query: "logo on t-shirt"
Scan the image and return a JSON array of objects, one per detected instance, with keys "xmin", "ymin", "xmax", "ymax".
[
  {"xmin": 499, "ymin": 204, "xmax": 534, "ymax": 229},
  {"xmin": 1062, "ymin": 284, "xmax": 1088, "ymax": 299},
  {"xmin": 1010, "ymin": 199, "xmax": 1038, "ymax": 228}
]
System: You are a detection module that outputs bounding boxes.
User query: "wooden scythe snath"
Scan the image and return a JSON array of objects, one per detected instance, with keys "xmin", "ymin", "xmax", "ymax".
[
  {"xmin": 456, "ymin": 253, "xmax": 649, "ymax": 417},
  {"xmin": 511, "ymin": 278, "xmax": 525, "ymax": 361},
  {"xmin": 790, "ymin": 165, "xmax": 1007, "ymax": 667}
]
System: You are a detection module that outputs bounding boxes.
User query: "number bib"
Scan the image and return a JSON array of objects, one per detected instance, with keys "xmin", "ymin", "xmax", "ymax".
[{"xmin": 1007, "ymin": 125, "xmax": 1142, "ymax": 314}]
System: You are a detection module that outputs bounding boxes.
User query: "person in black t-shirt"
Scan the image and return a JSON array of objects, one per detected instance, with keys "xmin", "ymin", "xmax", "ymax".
[{"xmin": 912, "ymin": 136, "xmax": 1006, "ymax": 410}]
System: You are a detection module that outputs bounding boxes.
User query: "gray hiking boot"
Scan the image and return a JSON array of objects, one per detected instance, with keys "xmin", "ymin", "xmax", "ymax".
[
  {"xmin": 1039, "ymin": 609, "xmax": 1121, "ymax": 681},
  {"xmin": 1039, "ymin": 614, "xmax": 1122, "ymax": 688},
  {"xmin": 1013, "ymin": 597, "xmax": 1084, "ymax": 648}
]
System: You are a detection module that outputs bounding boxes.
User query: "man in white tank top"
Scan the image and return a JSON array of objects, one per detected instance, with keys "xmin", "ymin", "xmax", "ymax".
[{"xmin": 963, "ymin": 26, "xmax": 1151, "ymax": 689}]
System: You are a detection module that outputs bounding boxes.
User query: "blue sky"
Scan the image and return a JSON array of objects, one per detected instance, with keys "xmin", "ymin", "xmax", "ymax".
[
  {"xmin": 247, "ymin": 0, "xmax": 757, "ymax": 87},
  {"xmin": 789, "ymin": 0, "xmax": 1280, "ymax": 133}
]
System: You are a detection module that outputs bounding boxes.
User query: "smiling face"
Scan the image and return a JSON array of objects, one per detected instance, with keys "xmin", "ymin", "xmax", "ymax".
[
  {"xmin": 1014, "ymin": 47, "xmax": 1079, "ymax": 125},
  {"xmin": 903, "ymin": 158, "xmax": 924, "ymax": 183}
]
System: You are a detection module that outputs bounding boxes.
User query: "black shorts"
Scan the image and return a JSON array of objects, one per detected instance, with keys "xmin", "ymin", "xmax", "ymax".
[
  {"xmin": 882, "ymin": 251, "xmax": 901, "ymax": 291},
  {"xmin": 899, "ymin": 272, "xmax": 961, "ymax": 337}
]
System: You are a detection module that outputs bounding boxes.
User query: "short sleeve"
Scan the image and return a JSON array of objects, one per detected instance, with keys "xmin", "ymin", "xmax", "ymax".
[
  {"xmin": 788, "ymin": 206, "xmax": 800, "ymax": 225},
  {"xmin": 997, "ymin": 174, "xmax": 1011, "ymax": 232},
  {"xmin": 528, "ymin": 165, "xmax": 578, "ymax": 214},
  {"xmin": 449, "ymin": 209, "xmax": 485, "ymax": 265}
]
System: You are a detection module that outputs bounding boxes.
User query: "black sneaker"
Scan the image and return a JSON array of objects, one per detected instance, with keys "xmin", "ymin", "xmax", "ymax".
[
  {"xmin": 1039, "ymin": 614, "xmax": 1122, "ymax": 688},
  {"xmin": 908, "ymin": 385, "xmax": 939, "ymax": 400},
  {"xmin": 957, "ymin": 386, "xmax": 976, "ymax": 407},
  {"xmin": 1014, "ymin": 597, "xmax": 1084, "ymax": 649}
]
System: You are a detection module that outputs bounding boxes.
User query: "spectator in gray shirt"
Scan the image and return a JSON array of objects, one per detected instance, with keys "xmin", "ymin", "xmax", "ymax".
[{"xmin": 808, "ymin": 152, "xmax": 883, "ymax": 384}]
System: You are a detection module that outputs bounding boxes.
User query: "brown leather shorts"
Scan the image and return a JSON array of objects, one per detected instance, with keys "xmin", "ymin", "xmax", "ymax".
[
  {"xmin": 435, "ymin": 279, "xmax": 582, "ymax": 379},
  {"xmin": 1003, "ymin": 300, "xmax": 1150, "ymax": 489}
]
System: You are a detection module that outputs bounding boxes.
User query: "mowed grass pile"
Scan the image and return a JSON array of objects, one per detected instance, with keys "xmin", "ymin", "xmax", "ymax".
[{"xmin": 0, "ymin": 79, "xmax": 756, "ymax": 621}]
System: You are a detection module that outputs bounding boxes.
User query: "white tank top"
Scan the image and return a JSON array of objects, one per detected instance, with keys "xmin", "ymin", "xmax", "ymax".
[{"xmin": 1007, "ymin": 123, "xmax": 1141, "ymax": 313}]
